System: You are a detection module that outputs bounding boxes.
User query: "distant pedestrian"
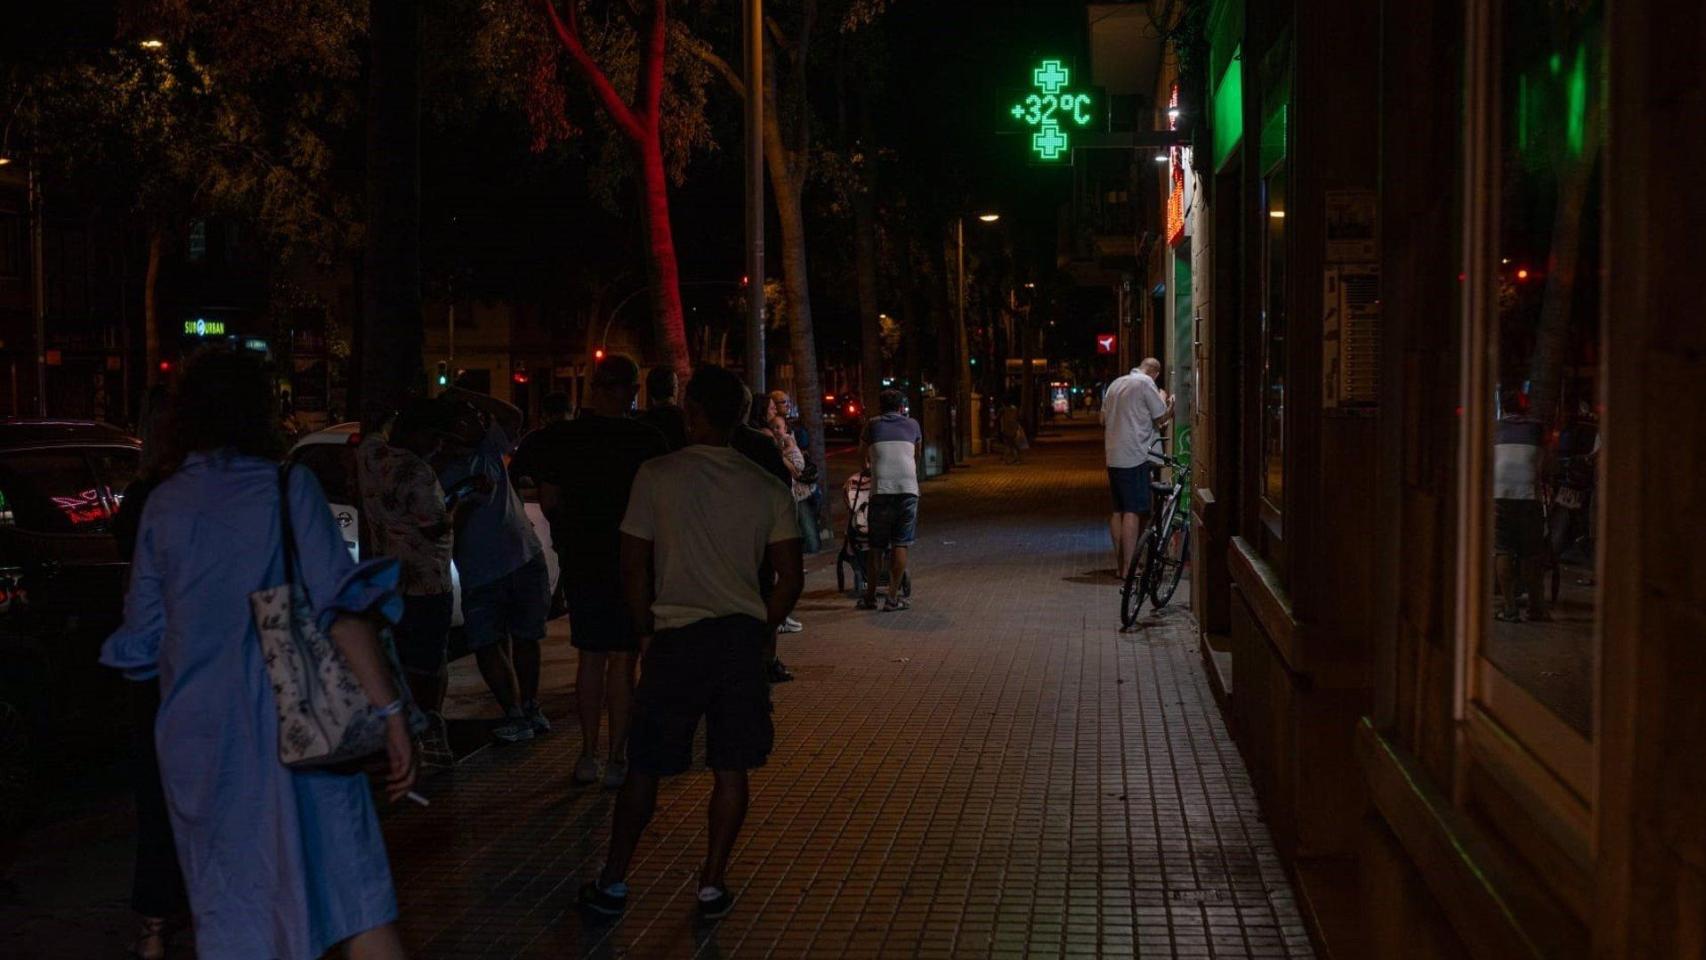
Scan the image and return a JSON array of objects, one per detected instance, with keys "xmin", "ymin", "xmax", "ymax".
[
  {"xmin": 768, "ymin": 389, "xmax": 821, "ymax": 545},
  {"xmin": 636, "ymin": 365, "xmax": 689, "ymax": 451},
  {"xmin": 857, "ymin": 389, "xmax": 923, "ymax": 611},
  {"xmin": 998, "ymin": 399, "xmax": 1027, "ymax": 465},
  {"xmin": 518, "ymin": 355, "xmax": 668, "ymax": 788},
  {"xmin": 578, "ymin": 365, "xmax": 804, "ymax": 921},
  {"xmin": 436, "ymin": 385, "xmax": 551, "ymax": 742},
  {"xmin": 1493, "ymin": 387, "xmax": 1550, "ymax": 622},
  {"xmin": 102, "ymin": 350, "xmax": 413, "ymax": 960},
  {"xmin": 357, "ymin": 399, "xmax": 459, "ymax": 767},
  {"xmin": 1101, "ymin": 358, "xmax": 1174, "ymax": 579},
  {"xmin": 769, "ymin": 413, "xmax": 812, "ymax": 632},
  {"xmin": 732, "ymin": 393, "xmax": 800, "ymax": 681}
]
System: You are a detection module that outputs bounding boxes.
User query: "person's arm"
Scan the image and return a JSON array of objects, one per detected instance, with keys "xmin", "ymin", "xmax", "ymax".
[
  {"xmin": 327, "ymin": 616, "xmax": 415, "ymax": 801},
  {"xmin": 765, "ymin": 538, "xmax": 805, "ymax": 628},
  {"xmin": 286, "ymin": 465, "xmax": 414, "ymax": 800},
  {"xmin": 620, "ymin": 533, "xmax": 656, "ymax": 652},
  {"xmin": 858, "ymin": 421, "xmax": 873, "ymax": 469},
  {"xmin": 443, "ymin": 385, "xmax": 524, "ymax": 441}
]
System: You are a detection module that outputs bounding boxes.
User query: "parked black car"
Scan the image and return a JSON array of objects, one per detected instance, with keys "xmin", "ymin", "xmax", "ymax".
[{"xmin": 0, "ymin": 420, "xmax": 141, "ymax": 835}]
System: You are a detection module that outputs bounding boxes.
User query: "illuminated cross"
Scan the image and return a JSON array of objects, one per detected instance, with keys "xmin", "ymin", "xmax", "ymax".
[
  {"xmin": 1033, "ymin": 59, "xmax": 1069, "ymax": 95},
  {"xmin": 1033, "ymin": 122, "xmax": 1067, "ymax": 160},
  {"xmin": 1011, "ymin": 104, "xmax": 1025, "ymax": 119}
]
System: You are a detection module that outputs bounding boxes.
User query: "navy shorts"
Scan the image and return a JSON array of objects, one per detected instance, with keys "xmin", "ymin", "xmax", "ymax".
[
  {"xmin": 1108, "ymin": 464, "xmax": 1155, "ymax": 514},
  {"xmin": 566, "ymin": 582, "xmax": 636, "ymax": 654},
  {"xmin": 629, "ymin": 615, "xmax": 774, "ymax": 776},
  {"xmin": 394, "ymin": 593, "xmax": 453, "ymax": 675},
  {"xmin": 868, "ymin": 494, "xmax": 919, "ymax": 549},
  {"xmin": 462, "ymin": 552, "xmax": 551, "ymax": 650}
]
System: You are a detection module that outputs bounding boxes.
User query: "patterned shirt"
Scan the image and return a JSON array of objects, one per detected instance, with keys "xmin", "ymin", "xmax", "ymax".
[{"xmin": 356, "ymin": 435, "xmax": 452, "ymax": 596}]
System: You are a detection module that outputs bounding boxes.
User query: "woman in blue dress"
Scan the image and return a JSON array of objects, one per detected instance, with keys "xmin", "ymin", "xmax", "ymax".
[{"xmin": 102, "ymin": 351, "xmax": 416, "ymax": 960}]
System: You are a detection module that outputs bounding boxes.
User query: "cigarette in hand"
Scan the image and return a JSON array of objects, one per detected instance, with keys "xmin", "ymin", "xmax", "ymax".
[{"xmin": 406, "ymin": 791, "xmax": 431, "ymax": 807}]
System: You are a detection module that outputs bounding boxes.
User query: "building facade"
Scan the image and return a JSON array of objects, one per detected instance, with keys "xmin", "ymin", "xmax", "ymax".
[{"xmin": 1145, "ymin": 0, "xmax": 1706, "ymax": 954}]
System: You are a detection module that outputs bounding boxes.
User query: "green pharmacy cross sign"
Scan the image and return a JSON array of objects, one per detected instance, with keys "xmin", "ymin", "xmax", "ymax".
[{"xmin": 1009, "ymin": 59, "xmax": 1095, "ymax": 161}]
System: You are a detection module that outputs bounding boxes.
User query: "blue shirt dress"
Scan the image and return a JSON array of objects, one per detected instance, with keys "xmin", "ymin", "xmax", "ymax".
[{"xmin": 102, "ymin": 452, "xmax": 405, "ymax": 960}]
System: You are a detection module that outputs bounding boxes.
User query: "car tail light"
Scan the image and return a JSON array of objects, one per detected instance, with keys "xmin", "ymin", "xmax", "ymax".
[{"xmin": 345, "ymin": 433, "xmax": 364, "ymax": 446}]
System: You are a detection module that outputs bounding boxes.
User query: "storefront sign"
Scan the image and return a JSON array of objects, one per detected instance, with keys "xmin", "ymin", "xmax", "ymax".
[
  {"xmin": 1006, "ymin": 59, "xmax": 1096, "ymax": 162},
  {"xmin": 1095, "ymin": 333, "xmax": 1117, "ymax": 355},
  {"xmin": 184, "ymin": 318, "xmax": 226, "ymax": 337}
]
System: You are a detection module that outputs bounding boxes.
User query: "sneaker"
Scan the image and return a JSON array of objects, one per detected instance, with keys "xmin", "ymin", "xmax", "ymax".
[
  {"xmin": 767, "ymin": 658, "xmax": 794, "ymax": 684},
  {"xmin": 777, "ymin": 616, "xmax": 803, "ymax": 634},
  {"xmin": 855, "ymin": 596, "xmax": 880, "ymax": 611},
  {"xmin": 578, "ymin": 881, "xmax": 628, "ymax": 916},
  {"xmin": 882, "ymin": 595, "xmax": 912, "ymax": 612},
  {"xmin": 492, "ymin": 713, "xmax": 535, "ymax": 743},
  {"xmin": 602, "ymin": 759, "xmax": 628, "ymax": 789},
  {"xmin": 573, "ymin": 755, "xmax": 601, "ymax": 785},
  {"xmin": 523, "ymin": 701, "xmax": 551, "ymax": 734},
  {"xmin": 696, "ymin": 885, "xmax": 735, "ymax": 921}
]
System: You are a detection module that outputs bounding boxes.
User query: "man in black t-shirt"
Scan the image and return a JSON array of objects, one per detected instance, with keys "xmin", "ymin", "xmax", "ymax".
[{"xmin": 516, "ymin": 355, "xmax": 668, "ymax": 788}]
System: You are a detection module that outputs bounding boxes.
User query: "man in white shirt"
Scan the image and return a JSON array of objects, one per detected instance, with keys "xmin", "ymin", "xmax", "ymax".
[
  {"xmin": 1100, "ymin": 358, "xmax": 1175, "ymax": 577},
  {"xmin": 579, "ymin": 365, "xmax": 804, "ymax": 923}
]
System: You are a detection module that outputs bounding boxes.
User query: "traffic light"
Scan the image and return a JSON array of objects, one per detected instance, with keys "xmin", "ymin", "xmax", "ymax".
[
  {"xmin": 594, "ymin": 348, "xmax": 606, "ymax": 362},
  {"xmin": 436, "ymin": 361, "xmax": 448, "ymax": 386}
]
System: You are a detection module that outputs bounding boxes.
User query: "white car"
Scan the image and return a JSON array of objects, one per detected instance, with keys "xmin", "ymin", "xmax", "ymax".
[{"xmin": 286, "ymin": 423, "xmax": 559, "ymax": 630}]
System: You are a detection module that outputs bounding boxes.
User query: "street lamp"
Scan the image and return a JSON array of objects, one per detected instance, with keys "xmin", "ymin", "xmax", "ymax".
[
  {"xmin": 138, "ymin": 39, "xmax": 166, "ymax": 51},
  {"xmin": 957, "ymin": 210, "xmax": 1000, "ymax": 460}
]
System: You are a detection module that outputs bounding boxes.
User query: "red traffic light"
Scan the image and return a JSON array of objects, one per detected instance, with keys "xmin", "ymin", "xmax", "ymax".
[
  {"xmin": 158, "ymin": 360, "xmax": 173, "ymax": 373},
  {"xmin": 512, "ymin": 371, "xmax": 529, "ymax": 385},
  {"xmin": 594, "ymin": 348, "xmax": 606, "ymax": 362}
]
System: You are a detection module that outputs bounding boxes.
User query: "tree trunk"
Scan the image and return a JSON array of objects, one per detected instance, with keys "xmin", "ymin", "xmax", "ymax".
[
  {"xmin": 637, "ymin": 139, "xmax": 691, "ymax": 383},
  {"xmin": 770, "ymin": 172, "xmax": 826, "ymax": 507},
  {"xmin": 1528, "ymin": 101, "xmax": 1602, "ymax": 425},
  {"xmin": 361, "ymin": 0, "xmax": 423, "ymax": 423},
  {"xmin": 143, "ymin": 225, "xmax": 164, "ymax": 386},
  {"xmin": 853, "ymin": 178, "xmax": 883, "ymax": 411}
]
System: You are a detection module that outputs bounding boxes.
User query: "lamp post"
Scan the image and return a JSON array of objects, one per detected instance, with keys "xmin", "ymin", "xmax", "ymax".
[{"xmin": 957, "ymin": 212, "xmax": 999, "ymax": 460}]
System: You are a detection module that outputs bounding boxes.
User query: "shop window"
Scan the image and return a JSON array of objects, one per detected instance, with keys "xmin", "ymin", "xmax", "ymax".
[
  {"xmin": 1259, "ymin": 162, "xmax": 1288, "ymax": 520},
  {"xmin": 1465, "ymin": 0, "xmax": 1604, "ymax": 791}
]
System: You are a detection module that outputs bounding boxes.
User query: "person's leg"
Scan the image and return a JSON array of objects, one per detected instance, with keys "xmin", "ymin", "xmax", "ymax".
[
  {"xmin": 863, "ymin": 542, "xmax": 882, "ymax": 605},
  {"xmin": 1109, "ymin": 512, "xmax": 1123, "ymax": 572},
  {"xmin": 1118, "ymin": 512, "xmax": 1142, "ymax": 574},
  {"xmin": 1522, "ymin": 505, "xmax": 1550, "ymax": 620},
  {"xmin": 512, "ymin": 556, "xmax": 551, "ymax": 705},
  {"xmin": 512, "ymin": 636, "xmax": 542, "ymax": 705},
  {"xmin": 473, "ymin": 643, "xmax": 520, "ymax": 713},
  {"xmin": 606, "ymin": 653, "xmax": 636, "ymax": 764},
  {"xmin": 599, "ymin": 772, "xmax": 660, "ymax": 886},
  {"xmin": 887, "ymin": 546, "xmax": 909, "ymax": 602},
  {"xmin": 345, "ymin": 922, "xmax": 407, "ymax": 960},
  {"xmin": 576, "ymin": 651, "xmax": 607, "ymax": 761},
  {"xmin": 703, "ymin": 769, "xmax": 750, "ymax": 891}
]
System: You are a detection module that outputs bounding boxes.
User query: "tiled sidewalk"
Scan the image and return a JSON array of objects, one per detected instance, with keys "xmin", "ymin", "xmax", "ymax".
[{"xmin": 384, "ymin": 422, "xmax": 1315, "ymax": 959}]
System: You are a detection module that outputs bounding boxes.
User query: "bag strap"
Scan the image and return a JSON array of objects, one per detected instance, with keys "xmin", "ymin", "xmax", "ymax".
[{"xmin": 277, "ymin": 463, "xmax": 299, "ymax": 587}]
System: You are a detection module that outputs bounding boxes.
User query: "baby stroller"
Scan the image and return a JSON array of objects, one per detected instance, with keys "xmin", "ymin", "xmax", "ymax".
[{"xmin": 835, "ymin": 470, "xmax": 912, "ymax": 598}]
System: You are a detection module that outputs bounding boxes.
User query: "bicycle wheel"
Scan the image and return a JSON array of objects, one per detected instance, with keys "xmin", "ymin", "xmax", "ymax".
[
  {"xmin": 1120, "ymin": 528, "xmax": 1157, "ymax": 629},
  {"xmin": 1151, "ymin": 516, "xmax": 1191, "ymax": 608}
]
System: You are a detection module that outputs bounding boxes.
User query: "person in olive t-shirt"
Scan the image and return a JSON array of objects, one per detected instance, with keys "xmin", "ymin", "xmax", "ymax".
[{"xmin": 515, "ymin": 355, "xmax": 668, "ymax": 788}]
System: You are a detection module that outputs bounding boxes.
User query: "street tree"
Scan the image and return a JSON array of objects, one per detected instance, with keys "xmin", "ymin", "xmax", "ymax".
[
  {"xmin": 23, "ymin": 0, "xmax": 362, "ymax": 386},
  {"xmin": 691, "ymin": 0, "xmax": 893, "ymax": 503},
  {"xmin": 474, "ymin": 0, "xmax": 717, "ymax": 382}
]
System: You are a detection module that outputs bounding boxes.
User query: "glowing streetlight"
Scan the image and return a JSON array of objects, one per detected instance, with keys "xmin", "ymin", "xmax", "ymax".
[
  {"xmin": 977, "ymin": 213, "xmax": 1001, "ymax": 223},
  {"xmin": 139, "ymin": 39, "xmax": 166, "ymax": 51}
]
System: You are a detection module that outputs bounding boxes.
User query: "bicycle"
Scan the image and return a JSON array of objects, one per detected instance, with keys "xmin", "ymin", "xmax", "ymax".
[{"xmin": 1120, "ymin": 441, "xmax": 1191, "ymax": 629}]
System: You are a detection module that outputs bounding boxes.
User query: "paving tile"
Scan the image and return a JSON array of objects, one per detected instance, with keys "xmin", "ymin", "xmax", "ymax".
[{"xmin": 371, "ymin": 424, "xmax": 1314, "ymax": 958}]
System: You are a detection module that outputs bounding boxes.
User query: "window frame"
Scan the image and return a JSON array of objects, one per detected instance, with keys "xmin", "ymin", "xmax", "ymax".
[{"xmin": 1452, "ymin": 0, "xmax": 1604, "ymax": 896}]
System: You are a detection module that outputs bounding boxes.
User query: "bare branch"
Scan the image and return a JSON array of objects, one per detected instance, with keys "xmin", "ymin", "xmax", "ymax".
[{"xmin": 638, "ymin": 0, "xmax": 667, "ymax": 128}]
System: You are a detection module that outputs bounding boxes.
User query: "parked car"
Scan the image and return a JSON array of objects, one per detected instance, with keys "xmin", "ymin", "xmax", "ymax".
[
  {"xmin": 286, "ymin": 424, "xmax": 559, "ymax": 635},
  {"xmin": 0, "ymin": 420, "xmax": 141, "ymax": 833},
  {"xmin": 820, "ymin": 393, "xmax": 865, "ymax": 438}
]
